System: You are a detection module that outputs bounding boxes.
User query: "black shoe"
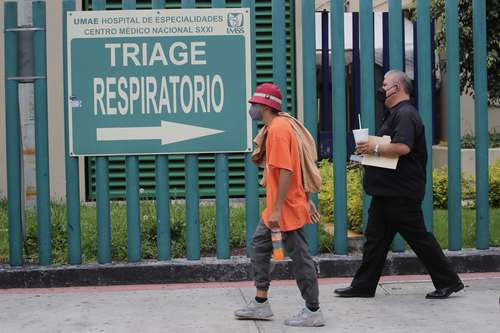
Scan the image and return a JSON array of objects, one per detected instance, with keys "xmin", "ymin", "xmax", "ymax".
[
  {"xmin": 426, "ymin": 281, "xmax": 464, "ymax": 299},
  {"xmin": 334, "ymin": 286, "xmax": 375, "ymax": 298}
]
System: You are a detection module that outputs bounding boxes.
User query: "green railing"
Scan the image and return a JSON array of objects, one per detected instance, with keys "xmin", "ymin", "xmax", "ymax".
[{"xmin": 2, "ymin": 0, "xmax": 491, "ymax": 267}]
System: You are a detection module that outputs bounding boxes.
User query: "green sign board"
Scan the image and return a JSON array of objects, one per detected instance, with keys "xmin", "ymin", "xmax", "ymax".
[{"xmin": 67, "ymin": 9, "xmax": 252, "ymax": 156}]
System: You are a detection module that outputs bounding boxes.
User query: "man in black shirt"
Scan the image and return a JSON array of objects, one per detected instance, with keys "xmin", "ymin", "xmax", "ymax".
[{"xmin": 335, "ymin": 70, "xmax": 463, "ymax": 299}]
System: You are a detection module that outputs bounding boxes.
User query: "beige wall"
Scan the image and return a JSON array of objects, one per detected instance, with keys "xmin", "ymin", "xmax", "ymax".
[
  {"xmin": 460, "ymin": 94, "xmax": 500, "ymax": 136},
  {"xmin": 0, "ymin": 0, "xmax": 84, "ymax": 201},
  {"xmin": 438, "ymin": 71, "xmax": 500, "ymax": 141}
]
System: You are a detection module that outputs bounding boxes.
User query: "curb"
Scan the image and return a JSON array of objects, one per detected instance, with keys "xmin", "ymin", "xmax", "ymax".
[{"xmin": 1, "ymin": 249, "xmax": 499, "ymax": 289}]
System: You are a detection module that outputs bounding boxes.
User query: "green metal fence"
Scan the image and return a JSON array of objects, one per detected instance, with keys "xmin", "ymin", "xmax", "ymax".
[{"xmin": 2, "ymin": 0, "xmax": 491, "ymax": 267}]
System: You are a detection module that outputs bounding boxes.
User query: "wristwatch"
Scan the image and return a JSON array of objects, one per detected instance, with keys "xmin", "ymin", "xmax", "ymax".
[{"xmin": 374, "ymin": 144, "xmax": 380, "ymax": 157}]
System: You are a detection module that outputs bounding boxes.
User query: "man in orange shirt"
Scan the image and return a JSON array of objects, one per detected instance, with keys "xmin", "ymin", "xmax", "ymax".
[{"xmin": 234, "ymin": 83, "xmax": 325, "ymax": 327}]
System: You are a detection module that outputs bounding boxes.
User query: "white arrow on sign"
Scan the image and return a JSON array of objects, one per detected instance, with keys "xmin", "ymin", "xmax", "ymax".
[{"xmin": 96, "ymin": 121, "xmax": 224, "ymax": 145}]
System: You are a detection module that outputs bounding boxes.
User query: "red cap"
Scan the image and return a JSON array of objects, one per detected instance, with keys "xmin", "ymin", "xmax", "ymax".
[{"xmin": 248, "ymin": 83, "xmax": 282, "ymax": 112}]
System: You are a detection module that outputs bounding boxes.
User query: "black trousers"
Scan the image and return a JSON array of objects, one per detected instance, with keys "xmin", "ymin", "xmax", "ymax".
[{"xmin": 351, "ymin": 196, "xmax": 460, "ymax": 293}]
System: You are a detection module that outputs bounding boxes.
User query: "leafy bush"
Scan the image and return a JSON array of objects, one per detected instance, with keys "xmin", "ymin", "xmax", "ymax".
[
  {"xmin": 432, "ymin": 167, "xmax": 476, "ymax": 208},
  {"xmin": 318, "ymin": 160, "xmax": 364, "ymax": 233},
  {"xmin": 490, "ymin": 160, "xmax": 500, "ymax": 207},
  {"xmin": 0, "ymin": 198, "xmax": 338, "ymax": 263},
  {"xmin": 6, "ymin": 202, "xmax": 248, "ymax": 264},
  {"xmin": 433, "ymin": 161, "xmax": 500, "ymax": 208},
  {"xmin": 460, "ymin": 130, "xmax": 500, "ymax": 149},
  {"xmin": 2, "ymin": 160, "xmax": 499, "ymax": 264}
]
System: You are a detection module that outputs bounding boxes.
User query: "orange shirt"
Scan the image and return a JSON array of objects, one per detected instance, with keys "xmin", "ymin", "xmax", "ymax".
[{"xmin": 261, "ymin": 117, "xmax": 310, "ymax": 232}]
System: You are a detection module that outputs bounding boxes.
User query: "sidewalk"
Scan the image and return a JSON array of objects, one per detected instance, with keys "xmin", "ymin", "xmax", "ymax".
[{"xmin": 0, "ymin": 272, "xmax": 499, "ymax": 333}]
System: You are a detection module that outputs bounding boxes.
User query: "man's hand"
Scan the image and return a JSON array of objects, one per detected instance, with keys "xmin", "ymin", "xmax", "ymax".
[
  {"xmin": 308, "ymin": 200, "xmax": 321, "ymax": 224},
  {"xmin": 356, "ymin": 141, "xmax": 376, "ymax": 155},
  {"xmin": 268, "ymin": 209, "xmax": 281, "ymax": 229},
  {"xmin": 358, "ymin": 142, "xmax": 411, "ymax": 158}
]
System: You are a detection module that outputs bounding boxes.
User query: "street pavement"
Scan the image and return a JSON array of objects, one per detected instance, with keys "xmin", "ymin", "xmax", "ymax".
[{"xmin": 0, "ymin": 272, "xmax": 499, "ymax": 333}]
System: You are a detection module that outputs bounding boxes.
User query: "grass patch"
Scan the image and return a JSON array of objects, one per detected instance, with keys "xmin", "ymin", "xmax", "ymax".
[
  {"xmin": 0, "ymin": 199, "xmax": 498, "ymax": 264},
  {"xmin": 433, "ymin": 209, "xmax": 500, "ymax": 249},
  {"xmin": 0, "ymin": 200, "xmax": 249, "ymax": 264}
]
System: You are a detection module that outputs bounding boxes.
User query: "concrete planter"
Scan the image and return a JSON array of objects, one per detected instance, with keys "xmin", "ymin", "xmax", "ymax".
[{"xmin": 432, "ymin": 146, "xmax": 500, "ymax": 175}]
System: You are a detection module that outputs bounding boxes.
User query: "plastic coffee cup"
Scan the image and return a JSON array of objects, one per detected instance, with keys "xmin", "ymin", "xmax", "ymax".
[{"xmin": 353, "ymin": 128, "xmax": 369, "ymax": 144}]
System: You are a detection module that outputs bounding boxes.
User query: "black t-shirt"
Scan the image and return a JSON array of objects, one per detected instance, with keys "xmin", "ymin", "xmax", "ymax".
[{"xmin": 363, "ymin": 100, "xmax": 427, "ymax": 201}]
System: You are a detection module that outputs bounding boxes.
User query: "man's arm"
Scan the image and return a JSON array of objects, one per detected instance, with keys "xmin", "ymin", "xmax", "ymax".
[
  {"xmin": 358, "ymin": 109, "xmax": 417, "ymax": 158},
  {"xmin": 306, "ymin": 192, "xmax": 321, "ymax": 223},
  {"xmin": 268, "ymin": 169, "xmax": 292, "ymax": 228},
  {"xmin": 357, "ymin": 142, "xmax": 410, "ymax": 158}
]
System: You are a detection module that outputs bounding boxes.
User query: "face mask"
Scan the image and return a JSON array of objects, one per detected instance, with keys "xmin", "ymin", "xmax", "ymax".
[
  {"xmin": 376, "ymin": 85, "xmax": 397, "ymax": 104},
  {"xmin": 376, "ymin": 87, "xmax": 387, "ymax": 104},
  {"xmin": 249, "ymin": 104, "xmax": 263, "ymax": 121}
]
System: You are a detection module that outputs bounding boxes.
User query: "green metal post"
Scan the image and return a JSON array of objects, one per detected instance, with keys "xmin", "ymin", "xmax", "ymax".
[
  {"xmin": 181, "ymin": 0, "xmax": 200, "ymax": 260},
  {"xmin": 152, "ymin": 0, "xmax": 166, "ymax": 8},
  {"xmin": 301, "ymin": 0, "xmax": 318, "ymax": 255},
  {"xmin": 360, "ymin": 0, "xmax": 375, "ymax": 233},
  {"xmin": 388, "ymin": 0, "xmax": 405, "ymax": 252},
  {"xmin": 215, "ymin": 153, "xmax": 230, "ymax": 258},
  {"xmin": 388, "ymin": 0, "xmax": 403, "ymax": 70},
  {"xmin": 121, "ymin": 0, "xmax": 141, "ymax": 262},
  {"xmin": 272, "ymin": 0, "xmax": 287, "ymax": 112},
  {"xmin": 212, "ymin": 0, "xmax": 225, "ymax": 8},
  {"xmin": 33, "ymin": 1, "xmax": 52, "ymax": 265},
  {"xmin": 242, "ymin": 0, "xmax": 259, "ymax": 256},
  {"xmin": 186, "ymin": 154, "xmax": 200, "ymax": 260},
  {"xmin": 182, "ymin": 0, "xmax": 195, "ymax": 9},
  {"xmin": 152, "ymin": 0, "xmax": 170, "ymax": 261},
  {"xmin": 4, "ymin": 1, "xmax": 23, "ymax": 266},
  {"xmin": 417, "ymin": 0, "xmax": 434, "ymax": 232},
  {"xmin": 92, "ymin": 0, "xmax": 112, "ymax": 264},
  {"xmin": 331, "ymin": 0, "xmax": 347, "ymax": 254},
  {"xmin": 472, "ymin": 0, "xmax": 489, "ymax": 249},
  {"xmin": 445, "ymin": 0, "xmax": 462, "ymax": 251},
  {"xmin": 63, "ymin": 0, "xmax": 81, "ymax": 265},
  {"xmin": 156, "ymin": 156, "xmax": 170, "ymax": 260},
  {"xmin": 123, "ymin": 0, "xmax": 137, "ymax": 9},
  {"xmin": 96, "ymin": 157, "xmax": 111, "ymax": 263},
  {"xmin": 212, "ymin": 0, "xmax": 230, "ymax": 260}
]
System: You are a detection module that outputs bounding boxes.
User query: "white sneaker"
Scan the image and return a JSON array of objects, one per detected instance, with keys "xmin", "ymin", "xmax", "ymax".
[
  {"xmin": 284, "ymin": 307, "xmax": 325, "ymax": 327},
  {"xmin": 234, "ymin": 299, "xmax": 274, "ymax": 320}
]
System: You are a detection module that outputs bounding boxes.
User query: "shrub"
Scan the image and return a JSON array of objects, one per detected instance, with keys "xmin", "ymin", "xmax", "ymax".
[
  {"xmin": 460, "ymin": 130, "xmax": 500, "ymax": 149},
  {"xmin": 432, "ymin": 161, "xmax": 500, "ymax": 208},
  {"xmin": 3, "ymin": 202, "xmax": 248, "ymax": 264},
  {"xmin": 318, "ymin": 160, "xmax": 364, "ymax": 234},
  {"xmin": 432, "ymin": 167, "xmax": 476, "ymax": 208},
  {"xmin": 490, "ymin": 160, "xmax": 500, "ymax": 207}
]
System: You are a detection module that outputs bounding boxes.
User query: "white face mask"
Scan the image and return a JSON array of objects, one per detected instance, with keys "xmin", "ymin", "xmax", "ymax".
[{"xmin": 249, "ymin": 104, "xmax": 263, "ymax": 121}]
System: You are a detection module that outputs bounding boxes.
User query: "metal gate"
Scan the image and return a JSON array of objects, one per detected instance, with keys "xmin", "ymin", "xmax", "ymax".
[{"xmin": 2, "ymin": 0, "xmax": 491, "ymax": 267}]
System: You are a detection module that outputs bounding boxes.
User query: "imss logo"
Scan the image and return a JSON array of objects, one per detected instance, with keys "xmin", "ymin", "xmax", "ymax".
[{"xmin": 227, "ymin": 13, "xmax": 244, "ymax": 33}]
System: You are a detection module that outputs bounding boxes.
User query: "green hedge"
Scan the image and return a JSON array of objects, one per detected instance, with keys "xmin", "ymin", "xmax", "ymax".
[
  {"xmin": 1, "ymin": 160, "xmax": 499, "ymax": 263},
  {"xmin": 433, "ymin": 160, "xmax": 500, "ymax": 208},
  {"xmin": 318, "ymin": 160, "xmax": 364, "ymax": 233},
  {"xmin": 490, "ymin": 160, "xmax": 500, "ymax": 207},
  {"xmin": 318, "ymin": 159, "xmax": 500, "ymax": 233},
  {"xmin": 460, "ymin": 130, "xmax": 500, "ymax": 149},
  {"xmin": 0, "ymin": 202, "xmax": 248, "ymax": 264},
  {"xmin": 0, "ymin": 200, "xmax": 334, "ymax": 264}
]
